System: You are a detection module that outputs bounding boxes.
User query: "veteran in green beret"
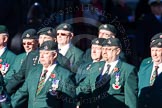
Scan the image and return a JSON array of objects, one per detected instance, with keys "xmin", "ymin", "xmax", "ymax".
[
  {"xmin": 75, "ymin": 38, "xmax": 105, "ymax": 108},
  {"xmin": 83, "ymin": 24, "xmax": 126, "ymax": 63},
  {"xmin": 77, "ymin": 38, "xmax": 138, "ymax": 108},
  {"xmin": 0, "ymin": 25, "xmax": 16, "ymax": 78},
  {"xmin": 138, "ymin": 32, "xmax": 162, "ymax": 108},
  {"xmin": 56, "ymin": 23, "xmax": 84, "ymax": 73},
  {"xmin": 11, "ymin": 40, "xmax": 76, "ymax": 108},
  {"xmin": 5, "ymin": 28, "xmax": 38, "ymax": 83},
  {"xmin": 6, "ymin": 27, "xmax": 70, "ymax": 96}
]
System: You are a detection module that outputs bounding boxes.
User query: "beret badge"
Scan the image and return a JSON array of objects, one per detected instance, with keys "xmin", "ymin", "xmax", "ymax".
[{"xmin": 26, "ymin": 34, "xmax": 30, "ymax": 38}]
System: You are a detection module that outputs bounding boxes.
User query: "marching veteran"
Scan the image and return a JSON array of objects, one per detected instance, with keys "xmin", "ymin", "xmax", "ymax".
[
  {"xmin": 56, "ymin": 23, "xmax": 84, "ymax": 72},
  {"xmin": 5, "ymin": 28, "xmax": 38, "ymax": 82},
  {"xmin": 138, "ymin": 32, "xmax": 162, "ymax": 108},
  {"xmin": 11, "ymin": 41, "xmax": 76, "ymax": 108},
  {"xmin": 75, "ymin": 38, "xmax": 105, "ymax": 108},
  {"xmin": 0, "ymin": 25, "xmax": 16, "ymax": 77}
]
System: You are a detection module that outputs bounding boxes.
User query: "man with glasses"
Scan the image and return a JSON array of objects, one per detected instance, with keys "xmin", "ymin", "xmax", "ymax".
[
  {"xmin": 5, "ymin": 29, "xmax": 38, "ymax": 83},
  {"xmin": 56, "ymin": 23, "xmax": 84, "ymax": 73}
]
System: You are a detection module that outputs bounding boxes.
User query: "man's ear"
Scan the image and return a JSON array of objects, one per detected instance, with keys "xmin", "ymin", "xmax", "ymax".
[
  {"xmin": 52, "ymin": 51, "xmax": 58, "ymax": 59},
  {"xmin": 3, "ymin": 36, "xmax": 8, "ymax": 43},
  {"xmin": 116, "ymin": 48, "xmax": 121, "ymax": 55}
]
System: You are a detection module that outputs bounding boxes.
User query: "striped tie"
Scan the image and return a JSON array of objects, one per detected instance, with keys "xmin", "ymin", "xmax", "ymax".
[
  {"xmin": 150, "ymin": 66, "xmax": 159, "ymax": 86},
  {"xmin": 36, "ymin": 69, "xmax": 48, "ymax": 95}
]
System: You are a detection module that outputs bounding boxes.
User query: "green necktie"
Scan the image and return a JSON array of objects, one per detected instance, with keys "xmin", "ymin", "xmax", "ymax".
[{"xmin": 150, "ymin": 66, "xmax": 159, "ymax": 86}]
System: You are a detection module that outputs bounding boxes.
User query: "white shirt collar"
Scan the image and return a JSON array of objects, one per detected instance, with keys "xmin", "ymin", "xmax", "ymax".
[
  {"xmin": 42, "ymin": 63, "xmax": 57, "ymax": 82},
  {"xmin": 102, "ymin": 59, "xmax": 119, "ymax": 75},
  {"xmin": 0, "ymin": 47, "xmax": 6, "ymax": 57},
  {"xmin": 58, "ymin": 43, "xmax": 70, "ymax": 56},
  {"xmin": 152, "ymin": 63, "xmax": 162, "ymax": 75}
]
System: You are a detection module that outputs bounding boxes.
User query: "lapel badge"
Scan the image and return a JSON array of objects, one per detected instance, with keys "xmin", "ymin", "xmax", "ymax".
[
  {"xmin": 86, "ymin": 64, "xmax": 91, "ymax": 70},
  {"xmin": 26, "ymin": 34, "xmax": 30, "ymax": 38},
  {"xmin": 112, "ymin": 72, "xmax": 121, "ymax": 90}
]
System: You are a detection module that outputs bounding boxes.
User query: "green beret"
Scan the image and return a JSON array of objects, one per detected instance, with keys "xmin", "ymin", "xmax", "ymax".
[
  {"xmin": 37, "ymin": 27, "xmax": 55, "ymax": 37},
  {"xmin": 150, "ymin": 39, "xmax": 162, "ymax": 48},
  {"xmin": 91, "ymin": 38, "xmax": 106, "ymax": 46},
  {"xmin": 22, "ymin": 29, "xmax": 38, "ymax": 39},
  {"xmin": 102, "ymin": 38, "xmax": 122, "ymax": 48},
  {"xmin": 0, "ymin": 25, "xmax": 8, "ymax": 34},
  {"xmin": 151, "ymin": 33, "xmax": 162, "ymax": 41},
  {"xmin": 56, "ymin": 23, "xmax": 73, "ymax": 32},
  {"xmin": 99, "ymin": 24, "xmax": 117, "ymax": 35},
  {"xmin": 39, "ymin": 40, "xmax": 58, "ymax": 51},
  {"xmin": 148, "ymin": 0, "xmax": 162, "ymax": 5}
]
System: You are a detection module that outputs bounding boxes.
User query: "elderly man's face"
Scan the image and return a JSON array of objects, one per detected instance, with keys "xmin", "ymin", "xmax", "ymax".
[
  {"xmin": 23, "ymin": 39, "xmax": 38, "ymax": 53},
  {"xmin": 102, "ymin": 46, "xmax": 120, "ymax": 62},
  {"xmin": 91, "ymin": 44, "xmax": 102, "ymax": 62},
  {"xmin": 56, "ymin": 30, "xmax": 73, "ymax": 46},
  {"xmin": 39, "ymin": 35, "xmax": 54, "ymax": 46},
  {"xmin": 39, "ymin": 50, "xmax": 57, "ymax": 68},
  {"xmin": 98, "ymin": 29, "xmax": 115, "ymax": 39},
  {"xmin": 151, "ymin": 47, "xmax": 162, "ymax": 65}
]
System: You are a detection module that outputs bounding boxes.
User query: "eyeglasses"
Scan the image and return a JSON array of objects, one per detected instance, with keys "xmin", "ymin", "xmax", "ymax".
[
  {"xmin": 23, "ymin": 42, "xmax": 33, "ymax": 45},
  {"xmin": 57, "ymin": 33, "xmax": 70, "ymax": 36}
]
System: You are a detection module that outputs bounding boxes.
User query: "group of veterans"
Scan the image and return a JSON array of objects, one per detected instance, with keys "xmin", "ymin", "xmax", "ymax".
[{"xmin": 0, "ymin": 19, "xmax": 162, "ymax": 108}]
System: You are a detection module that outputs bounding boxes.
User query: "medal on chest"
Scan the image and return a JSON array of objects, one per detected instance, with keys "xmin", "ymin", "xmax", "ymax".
[{"xmin": 112, "ymin": 67, "xmax": 121, "ymax": 90}]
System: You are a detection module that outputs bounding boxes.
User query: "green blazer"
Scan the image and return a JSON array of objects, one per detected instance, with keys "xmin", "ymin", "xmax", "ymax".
[
  {"xmin": 137, "ymin": 57, "xmax": 162, "ymax": 108},
  {"xmin": 65, "ymin": 44, "xmax": 84, "ymax": 73},
  {"xmin": 77, "ymin": 60, "xmax": 138, "ymax": 108},
  {"xmin": 0, "ymin": 48, "xmax": 16, "ymax": 77},
  {"xmin": 11, "ymin": 64, "xmax": 76, "ymax": 108},
  {"xmin": 5, "ymin": 53, "xmax": 26, "ymax": 83}
]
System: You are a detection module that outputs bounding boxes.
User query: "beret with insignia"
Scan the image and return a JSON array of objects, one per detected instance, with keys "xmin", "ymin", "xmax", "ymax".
[
  {"xmin": 99, "ymin": 24, "xmax": 117, "ymax": 35},
  {"xmin": 102, "ymin": 38, "xmax": 122, "ymax": 48},
  {"xmin": 37, "ymin": 27, "xmax": 56, "ymax": 38},
  {"xmin": 150, "ymin": 38, "xmax": 162, "ymax": 48},
  {"xmin": 0, "ymin": 25, "xmax": 8, "ymax": 35},
  {"xmin": 91, "ymin": 38, "xmax": 106, "ymax": 46},
  {"xmin": 22, "ymin": 28, "xmax": 38, "ymax": 39},
  {"xmin": 39, "ymin": 40, "xmax": 58, "ymax": 51},
  {"xmin": 148, "ymin": 0, "xmax": 162, "ymax": 5},
  {"xmin": 151, "ymin": 33, "xmax": 162, "ymax": 41},
  {"xmin": 56, "ymin": 23, "xmax": 73, "ymax": 32}
]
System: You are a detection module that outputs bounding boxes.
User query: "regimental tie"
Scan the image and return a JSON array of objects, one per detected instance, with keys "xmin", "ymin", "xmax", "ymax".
[
  {"xmin": 150, "ymin": 66, "xmax": 159, "ymax": 86},
  {"xmin": 105, "ymin": 64, "xmax": 111, "ymax": 74},
  {"xmin": 36, "ymin": 69, "xmax": 48, "ymax": 95}
]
